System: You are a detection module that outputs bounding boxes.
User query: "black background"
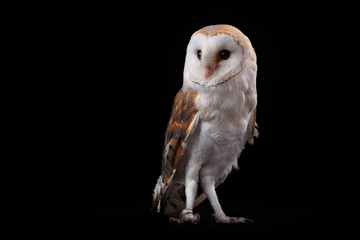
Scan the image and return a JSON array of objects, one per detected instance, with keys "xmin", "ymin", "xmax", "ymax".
[{"xmin": 69, "ymin": 3, "xmax": 323, "ymax": 232}]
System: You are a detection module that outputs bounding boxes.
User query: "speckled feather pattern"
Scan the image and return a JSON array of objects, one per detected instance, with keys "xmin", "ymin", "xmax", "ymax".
[
  {"xmin": 162, "ymin": 89, "xmax": 199, "ymax": 181},
  {"xmin": 151, "ymin": 89, "xmax": 199, "ymax": 212}
]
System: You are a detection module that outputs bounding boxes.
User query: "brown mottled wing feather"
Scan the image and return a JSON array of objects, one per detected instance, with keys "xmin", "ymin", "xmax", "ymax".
[
  {"xmin": 150, "ymin": 89, "xmax": 199, "ymax": 212},
  {"xmin": 247, "ymin": 109, "xmax": 259, "ymax": 145}
]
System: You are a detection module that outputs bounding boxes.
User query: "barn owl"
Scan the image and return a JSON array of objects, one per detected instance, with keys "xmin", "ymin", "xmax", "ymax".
[{"xmin": 151, "ymin": 24, "xmax": 258, "ymax": 224}]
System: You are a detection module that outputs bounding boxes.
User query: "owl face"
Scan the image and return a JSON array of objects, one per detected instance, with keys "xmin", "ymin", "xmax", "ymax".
[
  {"xmin": 184, "ymin": 31, "xmax": 244, "ymax": 88},
  {"xmin": 183, "ymin": 25, "xmax": 255, "ymax": 89}
]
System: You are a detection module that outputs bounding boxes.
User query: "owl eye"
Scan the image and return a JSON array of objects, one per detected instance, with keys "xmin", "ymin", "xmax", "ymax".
[
  {"xmin": 219, "ymin": 50, "xmax": 230, "ymax": 60},
  {"xmin": 197, "ymin": 50, "xmax": 202, "ymax": 60}
]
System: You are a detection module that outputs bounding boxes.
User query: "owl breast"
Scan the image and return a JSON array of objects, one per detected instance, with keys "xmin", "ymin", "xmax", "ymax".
[
  {"xmin": 197, "ymin": 102, "xmax": 250, "ymax": 170},
  {"xmin": 185, "ymin": 77, "xmax": 256, "ymax": 182}
]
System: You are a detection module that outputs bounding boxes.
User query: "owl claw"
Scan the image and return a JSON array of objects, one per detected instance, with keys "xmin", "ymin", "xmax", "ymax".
[
  {"xmin": 169, "ymin": 211, "xmax": 200, "ymax": 224},
  {"xmin": 211, "ymin": 214, "xmax": 253, "ymax": 224}
]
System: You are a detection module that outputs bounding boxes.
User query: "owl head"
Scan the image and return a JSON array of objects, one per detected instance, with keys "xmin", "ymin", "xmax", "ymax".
[{"xmin": 183, "ymin": 24, "xmax": 256, "ymax": 89}]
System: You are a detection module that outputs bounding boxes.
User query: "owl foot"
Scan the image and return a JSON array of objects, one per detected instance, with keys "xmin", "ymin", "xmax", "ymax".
[
  {"xmin": 169, "ymin": 209, "xmax": 200, "ymax": 224},
  {"xmin": 211, "ymin": 214, "xmax": 253, "ymax": 224}
]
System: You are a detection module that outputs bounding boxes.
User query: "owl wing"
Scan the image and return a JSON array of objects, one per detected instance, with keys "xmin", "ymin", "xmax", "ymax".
[
  {"xmin": 246, "ymin": 109, "xmax": 259, "ymax": 145},
  {"xmin": 150, "ymin": 89, "xmax": 200, "ymax": 212}
]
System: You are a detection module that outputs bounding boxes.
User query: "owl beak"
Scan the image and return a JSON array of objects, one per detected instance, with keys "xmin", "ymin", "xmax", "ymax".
[{"xmin": 204, "ymin": 65, "xmax": 218, "ymax": 79}]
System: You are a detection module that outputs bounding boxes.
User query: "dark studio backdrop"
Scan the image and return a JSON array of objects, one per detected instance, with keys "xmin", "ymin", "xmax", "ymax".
[{"xmin": 69, "ymin": 3, "xmax": 322, "ymax": 231}]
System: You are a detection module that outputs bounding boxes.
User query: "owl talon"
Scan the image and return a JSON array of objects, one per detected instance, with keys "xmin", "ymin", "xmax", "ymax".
[
  {"xmin": 169, "ymin": 216, "xmax": 181, "ymax": 224},
  {"xmin": 211, "ymin": 214, "xmax": 253, "ymax": 224},
  {"xmin": 169, "ymin": 211, "xmax": 200, "ymax": 224},
  {"xmin": 181, "ymin": 212, "xmax": 200, "ymax": 224}
]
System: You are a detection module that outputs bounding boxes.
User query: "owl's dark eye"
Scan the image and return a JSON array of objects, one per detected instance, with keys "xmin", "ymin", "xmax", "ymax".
[
  {"xmin": 219, "ymin": 50, "xmax": 230, "ymax": 60},
  {"xmin": 197, "ymin": 50, "xmax": 202, "ymax": 60}
]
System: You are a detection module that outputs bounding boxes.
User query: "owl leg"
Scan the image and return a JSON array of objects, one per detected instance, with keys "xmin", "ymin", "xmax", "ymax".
[
  {"xmin": 200, "ymin": 175, "xmax": 225, "ymax": 216},
  {"xmin": 171, "ymin": 162, "xmax": 201, "ymax": 224},
  {"xmin": 201, "ymin": 175, "xmax": 253, "ymax": 224},
  {"xmin": 184, "ymin": 163, "xmax": 200, "ymax": 211}
]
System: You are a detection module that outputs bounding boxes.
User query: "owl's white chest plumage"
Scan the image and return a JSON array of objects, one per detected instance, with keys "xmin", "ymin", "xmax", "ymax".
[{"xmin": 182, "ymin": 71, "xmax": 256, "ymax": 183}]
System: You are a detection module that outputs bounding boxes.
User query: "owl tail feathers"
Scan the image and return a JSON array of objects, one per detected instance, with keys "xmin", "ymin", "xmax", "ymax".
[{"xmin": 152, "ymin": 176, "xmax": 165, "ymax": 213}]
